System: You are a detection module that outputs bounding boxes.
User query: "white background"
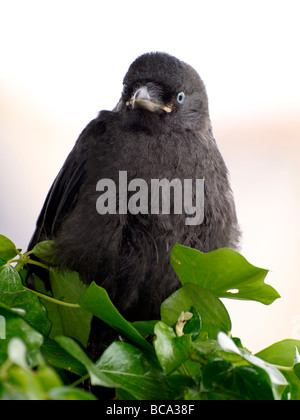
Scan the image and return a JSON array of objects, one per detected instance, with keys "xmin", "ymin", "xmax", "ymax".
[{"xmin": 1, "ymin": 0, "xmax": 300, "ymax": 353}]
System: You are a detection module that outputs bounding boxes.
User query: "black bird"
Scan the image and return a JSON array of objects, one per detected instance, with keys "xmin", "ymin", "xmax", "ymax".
[{"xmin": 28, "ymin": 52, "xmax": 240, "ymax": 360}]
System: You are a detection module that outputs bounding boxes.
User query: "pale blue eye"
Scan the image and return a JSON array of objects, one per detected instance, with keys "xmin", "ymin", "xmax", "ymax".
[
  {"xmin": 177, "ymin": 92, "xmax": 185, "ymax": 104},
  {"xmin": 122, "ymin": 84, "xmax": 129, "ymax": 96}
]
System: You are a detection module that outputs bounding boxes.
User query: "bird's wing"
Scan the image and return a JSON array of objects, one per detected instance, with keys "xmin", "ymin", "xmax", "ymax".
[
  {"xmin": 26, "ymin": 117, "xmax": 107, "ymax": 289},
  {"xmin": 27, "ymin": 117, "xmax": 107, "ymax": 251},
  {"xmin": 27, "ymin": 157, "xmax": 87, "ymax": 251},
  {"xmin": 26, "ymin": 154, "xmax": 87, "ymax": 288}
]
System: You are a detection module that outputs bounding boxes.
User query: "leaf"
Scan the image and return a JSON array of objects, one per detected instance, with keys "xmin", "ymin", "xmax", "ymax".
[
  {"xmin": 57, "ymin": 336, "xmax": 175, "ymax": 400},
  {"xmin": 48, "ymin": 387, "xmax": 97, "ymax": 401},
  {"xmin": 48, "ymin": 269, "xmax": 92, "ymax": 346},
  {"xmin": 202, "ymin": 358, "xmax": 274, "ymax": 400},
  {"xmin": 0, "ymin": 257, "xmax": 9, "ymax": 269},
  {"xmin": 161, "ymin": 284, "xmax": 231, "ymax": 339},
  {"xmin": 184, "ymin": 387, "xmax": 202, "ymax": 400},
  {"xmin": 41, "ymin": 337, "xmax": 87, "ymax": 377},
  {"xmin": 97, "ymin": 341, "xmax": 176, "ymax": 400},
  {"xmin": 5, "ymin": 366, "xmax": 47, "ymax": 400},
  {"xmin": 183, "ymin": 307, "xmax": 202, "ymax": 341},
  {"xmin": 33, "ymin": 276, "xmax": 64, "ymax": 339},
  {"xmin": 218, "ymin": 332, "xmax": 288, "ymax": 400},
  {"xmin": 294, "ymin": 347, "xmax": 300, "ymax": 366},
  {"xmin": 171, "ymin": 244, "xmax": 280, "ymax": 305},
  {"xmin": 256, "ymin": 339, "xmax": 300, "ymax": 367},
  {"xmin": 132, "ymin": 320, "xmax": 158, "ymax": 338},
  {"xmin": 35, "ymin": 364, "xmax": 63, "ymax": 393},
  {"xmin": 0, "ymin": 264, "xmax": 24, "ymax": 293},
  {"xmin": 191, "ymin": 339, "xmax": 221, "ymax": 358},
  {"xmin": 1, "ymin": 363, "xmax": 63, "ymax": 401},
  {"xmin": 293, "ymin": 348, "xmax": 300, "ymax": 380},
  {"xmin": 256, "ymin": 339, "xmax": 300, "ymax": 400},
  {"xmin": 31, "ymin": 241, "xmax": 57, "ymax": 264},
  {"xmin": 0, "ymin": 265, "xmax": 50, "ymax": 336},
  {"xmin": 55, "ymin": 336, "xmax": 116, "ymax": 388},
  {"xmin": 0, "ymin": 235, "xmax": 18, "ymax": 261},
  {"xmin": 78, "ymin": 282, "xmax": 154, "ymax": 355},
  {"xmin": 165, "ymin": 372, "xmax": 196, "ymax": 394},
  {"xmin": 0, "ymin": 304, "xmax": 43, "ymax": 367},
  {"xmin": 153, "ymin": 321, "xmax": 191, "ymax": 374},
  {"xmin": 8, "ymin": 338, "xmax": 29, "ymax": 369}
]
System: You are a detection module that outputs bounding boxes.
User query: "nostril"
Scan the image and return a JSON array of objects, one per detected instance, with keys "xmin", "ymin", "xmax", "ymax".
[{"xmin": 134, "ymin": 86, "xmax": 151, "ymax": 101}]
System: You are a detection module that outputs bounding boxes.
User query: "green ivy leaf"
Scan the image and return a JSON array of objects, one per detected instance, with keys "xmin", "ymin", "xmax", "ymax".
[
  {"xmin": 41, "ymin": 337, "xmax": 87, "ymax": 377},
  {"xmin": 202, "ymin": 358, "xmax": 274, "ymax": 400},
  {"xmin": 256, "ymin": 340, "xmax": 300, "ymax": 400},
  {"xmin": 0, "ymin": 235, "xmax": 18, "ymax": 262},
  {"xmin": 97, "ymin": 341, "xmax": 175, "ymax": 400},
  {"xmin": 171, "ymin": 244, "xmax": 280, "ymax": 305},
  {"xmin": 55, "ymin": 336, "xmax": 116, "ymax": 388},
  {"xmin": 183, "ymin": 307, "xmax": 202, "ymax": 341},
  {"xmin": 0, "ymin": 265, "xmax": 50, "ymax": 336},
  {"xmin": 5, "ymin": 366, "xmax": 47, "ymax": 400},
  {"xmin": 48, "ymin": 269, "xmax": 92, "ymax": 346},
  {"xmin": 78, "ymin": 282, "xmax": 154, "ymax": 356},
  {"xmin": 131, "ymin": 320, "xmax": 158, "ymax": 338},
  {"xmin": 256, "ymin": 339, "xmax": 300, "ymax": 367},
  {"xmin": 0, "ymin": 304, "xmax": 43, "ymax": 368},
  {"xmin": 0, "ymin": 264, "xmax": 23, "ymax": 293},
  {"xmin": 31, "ymin": 241, "xmax": 57, "ymax": 264},
  {"xmin": 293, "ymin": 347, "xmax": 300, "ymax": 380},
  {"xmin": 218, "ymin": 332, "xmax": 288, "ymax": 400},
  {"xmin": 161, "ymin": 284, "xmax": 231, "ymax": 339},
  {"xmin": 153, "ymin": 321, "xmax": 191, "ymax": 374}
]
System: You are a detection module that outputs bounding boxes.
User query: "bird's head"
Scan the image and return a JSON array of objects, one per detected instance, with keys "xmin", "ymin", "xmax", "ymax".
[{"xmin": 116, "ymin": 52, "xmax": 211, "ymax": 131}]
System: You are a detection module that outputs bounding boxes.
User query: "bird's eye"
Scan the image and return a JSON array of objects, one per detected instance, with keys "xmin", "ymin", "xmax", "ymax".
[
  {"xmin": 177, "ymin": 92, "xmax": 185, "ymax": 104},
  {"xmin": 122, "ymin": 84, "xmax": 129, "ymax": 97}
]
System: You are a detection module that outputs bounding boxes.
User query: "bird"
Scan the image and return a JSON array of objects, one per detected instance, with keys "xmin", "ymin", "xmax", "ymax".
[{"xmin": 27, "ymin": 52, "xmax": 240, "ymax": 361}]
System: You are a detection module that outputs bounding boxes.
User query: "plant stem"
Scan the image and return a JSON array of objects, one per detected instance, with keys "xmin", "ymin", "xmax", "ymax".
[
  {"xmin": 176, "ymin": 363, "xmax": 191, "ymax": 377},
  {"xmin": 71, "ymin": 374, "xmax": 90, "ymax": 388},
  {"xmin": 272, "ymin": 364, "xmax": 294, "ymax": 373},
  {"xmin": 181, "ymin": 363, "xmax": 191, "ymax": 377},
  {"xmin": 0, "ymin": 359, "xmax": 13, "ymax": 380},
  {"xmin": 15, "ymin": 261, "xmax": 25, "ymax": 272},
  {"xmin": 23, "ymin": 286, "xmax": 80, "ymax": 309},
  {"xmin": 7, "ymin": 259, "xmax": 20, "ymax": 264},
  {"xmin": 8, "ymin": 256, "xmax": 51, "ymax": 272},
  {"xmin": 27, "ymin": 258, "xmax": 52, "ymax": 271}
]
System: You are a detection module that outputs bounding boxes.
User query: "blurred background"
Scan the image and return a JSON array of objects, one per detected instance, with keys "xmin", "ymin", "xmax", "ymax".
[{"xmin": 0, "ymin": 0, "xmax": 299, "ymax": 353}]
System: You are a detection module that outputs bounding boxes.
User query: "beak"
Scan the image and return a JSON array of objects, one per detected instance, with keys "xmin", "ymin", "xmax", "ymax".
[{"xmin": 126, "ymin": 86, "xmax": 172, "ymax": 114}]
